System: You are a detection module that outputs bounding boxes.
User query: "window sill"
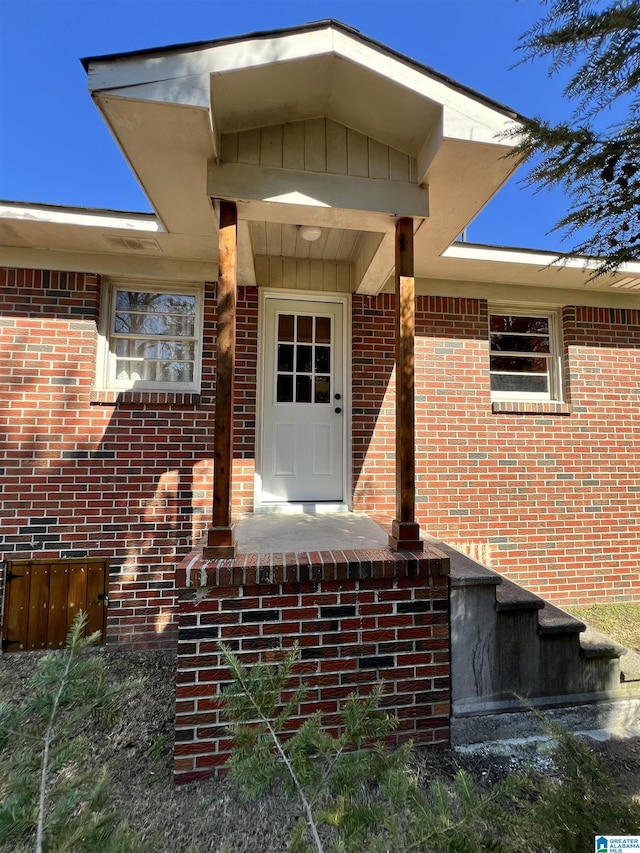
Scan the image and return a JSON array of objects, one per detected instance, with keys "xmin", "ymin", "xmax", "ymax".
[
  {"xmin": 90, "ymin": 389, "xmax": 201, "ymax": 407},
  {"xmin": 491, "ymin": 400, "xmax": 572, "ymax": 415}
]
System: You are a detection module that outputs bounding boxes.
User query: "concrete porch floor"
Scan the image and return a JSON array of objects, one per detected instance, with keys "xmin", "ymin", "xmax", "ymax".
[{"xmin": 235, "ymin": 511, "xmax": 389, "ymax": 554}]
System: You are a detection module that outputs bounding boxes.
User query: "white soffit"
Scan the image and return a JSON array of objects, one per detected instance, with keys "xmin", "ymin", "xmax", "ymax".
[
  {"xmin": 435, "ymin": 242, "xmax": 640, "ymax": 291},
  {"xmin": 92, "ymin": 95, "xmax": 217, "ymax": 236},
  {"xmin": 0, "ymin": 202, "xmax": 218, "ymax": 280},
  {"xmin": 0, "ymin": 202, "xmax": 161, "ymax": 232},
  {"xmin": 86, "ymin": 24, "xmax": 517, "ymax": 149}
]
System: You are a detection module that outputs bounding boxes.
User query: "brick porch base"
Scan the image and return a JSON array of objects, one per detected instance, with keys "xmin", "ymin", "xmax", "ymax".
[{"xmin": 174, "ymin": 541, "xmax": 451, "ymax": 783}]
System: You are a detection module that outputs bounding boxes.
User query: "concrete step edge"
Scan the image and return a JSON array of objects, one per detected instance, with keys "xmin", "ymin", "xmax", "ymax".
[
  {"xmin": 538, "ymin": 601, "xmax": 586, "ymax": 636},
  {"xmin": 495, "ymin": 577, "xmax": 545, "ymax": 612}
]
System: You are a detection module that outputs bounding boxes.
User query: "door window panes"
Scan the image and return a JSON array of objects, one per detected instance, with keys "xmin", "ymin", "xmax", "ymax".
[
  {"xmin": 277, "ymin": 344, "xmax": 294, "ymax": 372},
  {"xmin": 275, "ymin": 313, "xmax": 333, "ymax": 404},
  {"xmin": 296, "ymin": 375, "xmax": 312, "ymax": 403}
]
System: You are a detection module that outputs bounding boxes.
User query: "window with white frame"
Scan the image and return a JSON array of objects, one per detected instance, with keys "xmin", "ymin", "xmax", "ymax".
[
  {"xmin": 489, "ymin": 306, "xmax": 563, "ymax": 401},
  {"xmin": 101, "ymin": 282, "xmax": 203, "ymax": 391}
]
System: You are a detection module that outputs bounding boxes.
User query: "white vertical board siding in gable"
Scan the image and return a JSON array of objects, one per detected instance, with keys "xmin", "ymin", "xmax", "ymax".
[
  {"xmin": 260, "ymin": 125, "xmax": 284, "ymax": 168},
  {"xmin": 253, "ymin": 256, "xmax": 354, "ymax": 292},
  {"xmin": 283, "ymin": 123, "xmax": 305, "ymax": 170},
  {"xmin": 304, "ymin": 118, "xmax": 327, "ymax": 172},
  {"xmin": 326, "ymin": 122, "xmax": 348, "ymax": 174},
  {"xmin": 222, "ymin": 119, "xmax": 417, "ymax": 182}
]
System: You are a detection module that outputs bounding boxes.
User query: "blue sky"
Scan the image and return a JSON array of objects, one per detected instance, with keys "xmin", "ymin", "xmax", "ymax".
[{"xmin": 0, "ymin": 0, "xmax": 575, "ymax": 251}]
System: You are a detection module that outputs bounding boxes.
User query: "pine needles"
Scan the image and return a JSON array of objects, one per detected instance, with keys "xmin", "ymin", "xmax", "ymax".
[
  {"xmin": 510, "ymin": 0, "xmax": 640, "ymax": 277},
  {"xmin": 217, "ymin": 642, "xmax": 640, "ymax": 853},
  {"xmin": 0, "ymin": 612, "xmax": 147, "ymax": 853}
]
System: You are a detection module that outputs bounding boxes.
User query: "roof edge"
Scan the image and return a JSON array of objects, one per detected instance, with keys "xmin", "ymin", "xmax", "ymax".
[{"xmin": 81, "ymin": 19, "xmax": 524, "ymax": 122}]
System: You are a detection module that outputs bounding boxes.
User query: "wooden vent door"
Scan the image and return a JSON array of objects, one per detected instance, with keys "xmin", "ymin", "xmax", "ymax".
[{"xmin": 2, "ymin": 559, "xmax": 108, "ymax": 653}]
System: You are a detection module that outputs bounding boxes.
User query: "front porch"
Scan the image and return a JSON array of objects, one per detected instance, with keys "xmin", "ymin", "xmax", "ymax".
[{"xmin": 174, "ymin": 513, "xmax": 451, "ymax": 783}]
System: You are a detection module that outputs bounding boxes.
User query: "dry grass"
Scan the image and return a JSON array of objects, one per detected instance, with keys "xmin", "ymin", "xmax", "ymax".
[{"xmin": 567, "ymin": 603, "xmax": 640, "ymax": 651}]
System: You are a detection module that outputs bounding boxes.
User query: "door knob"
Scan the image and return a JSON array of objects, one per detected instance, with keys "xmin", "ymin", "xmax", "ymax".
[{"xmin": 334, "ymin": 407, "xmax": 342, "ymax": 414}]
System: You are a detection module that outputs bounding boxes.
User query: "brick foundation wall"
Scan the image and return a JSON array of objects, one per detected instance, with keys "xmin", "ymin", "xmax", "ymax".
[
  {"xmin": 0, "ymin": 268, "xmax": 258, "ymax": 648},
  {"xmin": 174, "ymin": 546, "xmax": 450, "ymax": 783},
  {"xmin": 351, "ymin": 295, "xmax": 640, "ymax": 607}
]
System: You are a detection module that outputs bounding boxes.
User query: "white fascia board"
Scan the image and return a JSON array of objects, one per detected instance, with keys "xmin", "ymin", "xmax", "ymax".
[
  {"xmin": 443, "ymin": 242, "xmax": 586, "ymax": 268},
  {"xmin": 97, "ymin": 80, "xmax": 219, "ymax": 160},
  {"xmin": 86, "ymin": 29, "xmax": 337, "ymax": 93},
  {"xmin": 443, "ymin": 241, "xmax": 640, "ymax": 277},
  {"xmin": 442, "ymin": 107, "xmax": 519, "ymax": 146},
  {"xmin": 0, "ymin": 204, "xmax": 163, "ymax": 232},
  {"xmin": 101, "ymin": 77, "xmax": 212, "ymax": 110},
  {"xmin": 88, "ymin": 24, "xmax": 517, "ymax": 143}
]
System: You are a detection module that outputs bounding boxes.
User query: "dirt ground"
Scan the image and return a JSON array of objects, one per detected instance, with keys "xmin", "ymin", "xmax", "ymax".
[{"xmin": 1, "ymin": 648, "xmax": 639, "ymax": 853}]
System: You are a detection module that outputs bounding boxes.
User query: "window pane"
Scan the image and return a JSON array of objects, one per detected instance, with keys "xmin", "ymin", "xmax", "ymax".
[
  {"xmin": 490, "ymin": 315, "xmax": 549, "ymax": 335},
  {"xmin": 315, "ymin": 346, "xmax": 330, "ymax": 373},
  {"xmin": 115, "ymin": 360, "xmax": 145, "ymax": 381},
  {"xmin": 297, "ymin": 316, "xmax": 313, "ymax": 343},
  {"xmin": 115, "ymin": 359, "xmax": 194, "ymax": 382},
  {"xmin": 315, "ymin": 376, "xmax": 331, "ymax": 403},
  {"xmin": 315, "ymin": 316, "xmax": 331, "ymax": 343},
  {"xmin": 277, "ymin": 344, "xmax": 294, "ymax": 372},
  {"xmin": 296, "ymin": 345, "xmax": 313, "ymax": 373},
  {"xmin": 490, "ymin": 356, "xmax": 549, "ymax": 373},
  {"xmin": 158, "ymin": 361, "xmax": 194, "ymax": 383},
  {"xmin": 114, "ymin": 312, "xmax": 195, "ymax": 337},
  {"xmin": 114, "ymin": 292, "xmax": 195, "ymax": 337},
  {"xmin": 491, "ymin": 374, "xmax": 549, "ymax": 393},
  {"xmin": 276, "ymin": 374, "xmax": 293, "ymax": 403},
  {"xmin": 491, "ymin": 334, "xmax": 550, "ymax": 354},
  {"xmin": 278, "ymin": 314, "xmax": 294, "ymax": 342},
  {"xmin": 296, "ymin": 375, "xmax": 312, "ymax": 403},
  {"xmin": 116, "ymin": 339, "xmax": 194, "ymax": 360}
]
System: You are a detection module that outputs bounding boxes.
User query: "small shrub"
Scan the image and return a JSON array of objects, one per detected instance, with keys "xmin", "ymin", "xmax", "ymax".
[
  {"xmin": 0, "ymin": 612, "xmax": 147, "ymax": 853},
  {"xmin": 218, "ymin": 642, "xmax": 640, "ymax": 853}
]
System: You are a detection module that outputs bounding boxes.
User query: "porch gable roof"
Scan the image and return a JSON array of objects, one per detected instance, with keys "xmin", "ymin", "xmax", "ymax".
[{"xmin": 81, "ymin": 19, "xmax": 523, "ymax": 294}]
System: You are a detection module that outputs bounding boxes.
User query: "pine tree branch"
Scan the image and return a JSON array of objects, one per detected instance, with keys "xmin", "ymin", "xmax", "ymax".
[
  {"xmin": 219, "ymin": 644, "xmax": 325, "ymax": 853},
  {"xmin": 509, "ymin": 0, "xmax": 640, "ymax": 277},
  {"xmin": 35, "ymin": 615, "xmax": 86, "ymax": 853}
]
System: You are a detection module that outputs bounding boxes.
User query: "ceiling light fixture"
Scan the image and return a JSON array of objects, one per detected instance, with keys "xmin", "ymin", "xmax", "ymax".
[{"xmin": 299, "ymin": 225, "xmax": 322, "ymax": 242}]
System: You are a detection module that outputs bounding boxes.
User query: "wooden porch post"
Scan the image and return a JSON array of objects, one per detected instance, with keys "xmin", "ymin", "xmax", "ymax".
[
  {"xmin": 389, "ymin": 217, "xmax": 423, "ymax": 552},
  {"xmin": 204, "ymin": 200, "xmax": 237, "ymax": 559}
]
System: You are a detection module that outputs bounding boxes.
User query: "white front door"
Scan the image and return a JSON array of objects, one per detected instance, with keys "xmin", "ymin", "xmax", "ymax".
[{"xmin": 260, "ymin": 296, "xmax": 345, "ymax": 504}]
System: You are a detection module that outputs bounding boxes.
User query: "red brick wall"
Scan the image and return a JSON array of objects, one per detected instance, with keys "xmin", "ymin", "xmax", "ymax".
[
  {"xmin": 174, "ymin": 550, "xmax": 450, "ymax": 783},
  {"xmin": 352, "ymin": 294, "xmax": 396, "ymax": 515},
  {"xmin": 0, "ymin": 268, "xmax": 258, "ymax": 648},
  {"xmin": 351, "ymin": 295, "xmax": 640, "ymax": 607},
  {"xmin": 3, "ymin": 271, "xmax": 639, "ymax": 651}
]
